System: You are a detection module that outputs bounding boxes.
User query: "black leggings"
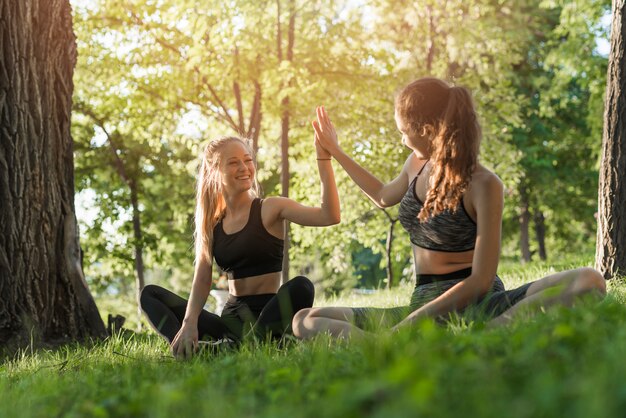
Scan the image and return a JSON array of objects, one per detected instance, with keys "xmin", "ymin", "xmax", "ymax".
[{"xmin": 140, "ymin": 276, "xmax": 314, "ymax": 343}]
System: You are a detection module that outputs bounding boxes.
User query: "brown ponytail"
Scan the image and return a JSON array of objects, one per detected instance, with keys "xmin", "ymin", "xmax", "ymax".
[{"xmin": 395, "ymin": 78, "xmax": 481, "ymax": 221}]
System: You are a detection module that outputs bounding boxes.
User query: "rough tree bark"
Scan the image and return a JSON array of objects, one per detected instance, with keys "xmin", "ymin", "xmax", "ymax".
[
  {"xmin": 596, "ymin": 0, "xmax": 626, "ymax": 280},
  {"xmin": 0, "ymin": 0, "xmax": 107, "ymax": 346}
]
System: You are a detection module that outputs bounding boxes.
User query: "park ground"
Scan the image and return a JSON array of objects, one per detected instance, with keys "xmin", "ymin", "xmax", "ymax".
[{"xmin": 2, "ymin": 255, "xmax": 626, "ymax": 418}]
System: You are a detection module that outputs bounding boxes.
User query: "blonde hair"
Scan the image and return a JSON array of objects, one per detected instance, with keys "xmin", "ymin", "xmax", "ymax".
[
  {"xmin": 194, "ymin": 136, "xmax": 259, "ymax": 264},
  {"xmin": 395, "ymin": 77, "xmax": 481, "ymax": 222}
]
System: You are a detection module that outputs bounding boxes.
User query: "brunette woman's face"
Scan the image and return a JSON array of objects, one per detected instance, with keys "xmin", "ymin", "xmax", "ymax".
[
  {"xmin": 395, "ymin": 110, "xmax": 430, "ymax": 156},
  {"xmin": 218, "ymin": 141, "xmax": 255, "ymax": 194},
  {"xmin": 395, "ymin": 111, "xmax": 410, "ymax": 145}
]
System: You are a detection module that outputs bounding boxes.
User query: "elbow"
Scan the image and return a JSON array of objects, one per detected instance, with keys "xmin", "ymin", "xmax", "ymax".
[
  {"xmin": 319, "ymin": 205, "xmax": 340, "ymax": 226},
  {"xmin": 376, "ymin": 193, "xmax": 395, "ymax": 208},
  {"xmin": 466, "ymin": 275, "xmax": 495, "ymax": 299},
  {"xmin": 479, "ymin": 279, "xmax": 498, "ymax": 299},
  {"xmin": 324, "ymin": 212, "xmax": 341, "ymax": 226},
  {"xmin": 376, "ymin": 199, "xmax": 393, "ymax": 209},
  {"xmin": 480, "ymin": 281, "xmax": 493, "ymax": 297}
]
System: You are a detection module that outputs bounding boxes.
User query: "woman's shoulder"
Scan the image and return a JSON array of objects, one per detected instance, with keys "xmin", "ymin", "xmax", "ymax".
[
  {"xmin": 404, "ymin": 153, "xmax": 429, "ymax": 178},
  {"xmin": 464, "ymin": 165, "xmax": 504, "ymax": 218},
  {"xmin": 261, "ymin": 196, "xmax": 285, "ymax": 207},
  {"xmin": 258, "ymin": 196, "xmax": 290, "ymax": 216},
  {"xmin": 468, "ymin": 165, "xmax": 503, "ymax": 197},
  {"xmin": 472, "ymin": 164, "xmax": 502, "ymax": 185}
]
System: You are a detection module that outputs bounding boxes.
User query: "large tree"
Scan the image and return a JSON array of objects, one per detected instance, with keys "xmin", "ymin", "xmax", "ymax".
[
  {"xmin": 0, "ymin": 0, "xmax": 106, "ymax": 346},
  {"xmin": 596, "ymin": 0, "xmax": 626, "ymax": 279}
]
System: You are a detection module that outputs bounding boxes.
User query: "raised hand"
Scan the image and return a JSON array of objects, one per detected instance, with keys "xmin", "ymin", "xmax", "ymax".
[
  {"xmin": 313, "ymin": 129, "xmax": 332, "ymax": 159},
  {"xmin": 312, "ymin": 106, "xmax": 341, "ymax": 156}
]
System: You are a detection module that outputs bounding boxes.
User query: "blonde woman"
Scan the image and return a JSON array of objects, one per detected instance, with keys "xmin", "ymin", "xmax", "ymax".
[
  {"xmin": 141, "ymin": 134, "xmax": 339, "ymax": 358},
  {"xmin": 293, "ymin": 77, "xmax": 606, "ymax": 339}
]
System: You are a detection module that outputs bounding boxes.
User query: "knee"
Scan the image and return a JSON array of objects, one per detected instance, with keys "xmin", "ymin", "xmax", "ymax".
[
  {"xmin": 574, "ymin": 267, "xmax": 606, "ymax": 296},
  {"xmin": 292, "ymin": 308, "xmax": 313, "ymax": 338},
  {"xmin": 289, "ymin": 275, "xmax": 315, "ymax": 300},
  {"xmin": 139, "ymin": 284, "xmax": 160, "ymax": 307},
  {"xmin": 291, "ymin": 275, "xmax": 315, "ymax": 292}
]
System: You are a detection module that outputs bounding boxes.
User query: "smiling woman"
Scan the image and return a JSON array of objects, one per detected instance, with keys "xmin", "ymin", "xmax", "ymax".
[{"xmin": 139, "ymin": 134, "xmax": 340, "ymax": 358}]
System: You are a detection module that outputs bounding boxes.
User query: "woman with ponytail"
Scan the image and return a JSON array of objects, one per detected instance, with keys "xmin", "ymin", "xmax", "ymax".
[
  {"xmin": 293, "ymin": 77, "xmax": 606, "ymax": 339},
  {"xmin": 141, "ymin": 134, "xmax": 340, "ymax": 358}
]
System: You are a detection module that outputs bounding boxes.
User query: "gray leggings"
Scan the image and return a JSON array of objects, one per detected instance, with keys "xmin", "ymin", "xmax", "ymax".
[{"xmin": 352, "ymin": 269, "xmax": 533, "ymax": 329}]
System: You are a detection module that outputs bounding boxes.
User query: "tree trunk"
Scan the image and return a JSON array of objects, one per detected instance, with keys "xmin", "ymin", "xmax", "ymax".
[
  {"xmin": 280, "ymin": 108, "xmax": 290, "ymax": 282},
  {"xmin": 385, "ymin": 223, "xmax": 395, "ymax": 289},
  {"xmin": 0, "ymin": 0, "xmax": 106, "ymax": 346},
  {"xmin": 129, "ymin": 182, "xmax": 145, "ymax": 323},
  {"xmin": 426, "ymin": 6, "xmax": 436, "ymax": 73},
  {"xmin": 534, "ymin": 210, "xmax": 547, "ymax": 261},
  {"xmin": 596, "ymin": 0, "xmax": 626, "ymax": 280},
  {"xmin": 247, "ymin": 80, "xmax": 262, "ymax": 155},
  {"xmin": 382, "ymin": 209, "xmax": 397, "ymax": 289},
  {"xmin": 519, "ymin": 184, "xmax": 532, "ymax": 263},
  {"xmin": 232, "ymin": 48, "xmax": 263, "ymax": 155},
  {"xmin": 277, "ymin": 0, "xmax": 295, "ymax": 283}
]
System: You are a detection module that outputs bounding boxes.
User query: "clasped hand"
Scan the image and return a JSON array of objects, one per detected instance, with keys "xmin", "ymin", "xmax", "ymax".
[{"xmin": 312, "ymin": 106, "xmax": 340, "ymax": 157}]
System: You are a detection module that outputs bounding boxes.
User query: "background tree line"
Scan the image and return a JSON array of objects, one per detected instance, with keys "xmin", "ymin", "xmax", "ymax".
[{"xmin": 69, "ymin": 0, "xmax": 611, "ymax": 306}]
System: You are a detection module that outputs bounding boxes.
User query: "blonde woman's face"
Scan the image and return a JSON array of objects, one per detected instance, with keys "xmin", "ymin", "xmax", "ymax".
[{"xmin": 218, "ymin": 141, "xmax": 256, "ymax": 194}]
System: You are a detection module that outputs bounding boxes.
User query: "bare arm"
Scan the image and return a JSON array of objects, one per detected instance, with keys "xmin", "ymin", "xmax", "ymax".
[
  {"xmin": 314, "ymin": 106, "xmax": 409, "ymax": 208},
  {"xmin": 171, "ymin": 256, "xmax": 213, "ymax": 358},
  {"xmin": 266, "ymin": 115, "xmax": 341, "ymax": 227},
  {"xmin": 393, "ymin": 173, "xmax": 504, "ymax": 327}
]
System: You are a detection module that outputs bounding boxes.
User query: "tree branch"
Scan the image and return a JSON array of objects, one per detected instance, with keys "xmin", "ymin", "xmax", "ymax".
[{"xmin": 73, "ymin": 101, "xmax": 131, "ymax": 187}]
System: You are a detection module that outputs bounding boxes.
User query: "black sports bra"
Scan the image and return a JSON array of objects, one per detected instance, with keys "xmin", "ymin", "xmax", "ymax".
[
  {"xmin": 212, "ymin": 198, "xmax": 284, "ymax": 279},
  {"xmin": 398, "ymin": 163, "xmax": 477, "ymax": 252}
]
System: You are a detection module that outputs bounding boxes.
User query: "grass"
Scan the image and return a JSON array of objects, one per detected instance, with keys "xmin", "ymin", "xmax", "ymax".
[{"xmin": 2, "ymin": 259, "xmax": 626, "ymax": 418}]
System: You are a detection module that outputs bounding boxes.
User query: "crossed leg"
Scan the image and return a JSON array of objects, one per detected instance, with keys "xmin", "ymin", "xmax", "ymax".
[
  {"xmin": 488, "ymin": 267, "xmax": 606, "ymax": 327},
  {"xmin": 294, "ymin": 268, "xmax": 607, "ymax": 338}
]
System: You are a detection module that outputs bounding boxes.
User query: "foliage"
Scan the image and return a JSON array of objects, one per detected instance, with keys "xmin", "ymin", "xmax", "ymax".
[
  {"xmin": 1, "ymin": 262, "xmax": 625, "ymax": 418},
  {"xmin": 500, "ymin": 0, "xmax": 610, "ymax": 260},
  {"xmin": 72, "ymin": 3, "xmax": 199, "ymax": 293},
  {"xmin": 71, "ymin": 0, "xmax": 610, "ymax": 295},
  {"xmin": 72, "ymin": 0, "xmax": 393, "ymax": 293}
]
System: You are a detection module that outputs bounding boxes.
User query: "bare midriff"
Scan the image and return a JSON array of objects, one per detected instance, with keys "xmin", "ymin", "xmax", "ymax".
[
  {"xmin": 228, "ymin": 271, "xmax": 282, "ymax": 296},
  {"xmin": 412, "ymin": 246, "xmax": 474, "ymax": 275}
]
